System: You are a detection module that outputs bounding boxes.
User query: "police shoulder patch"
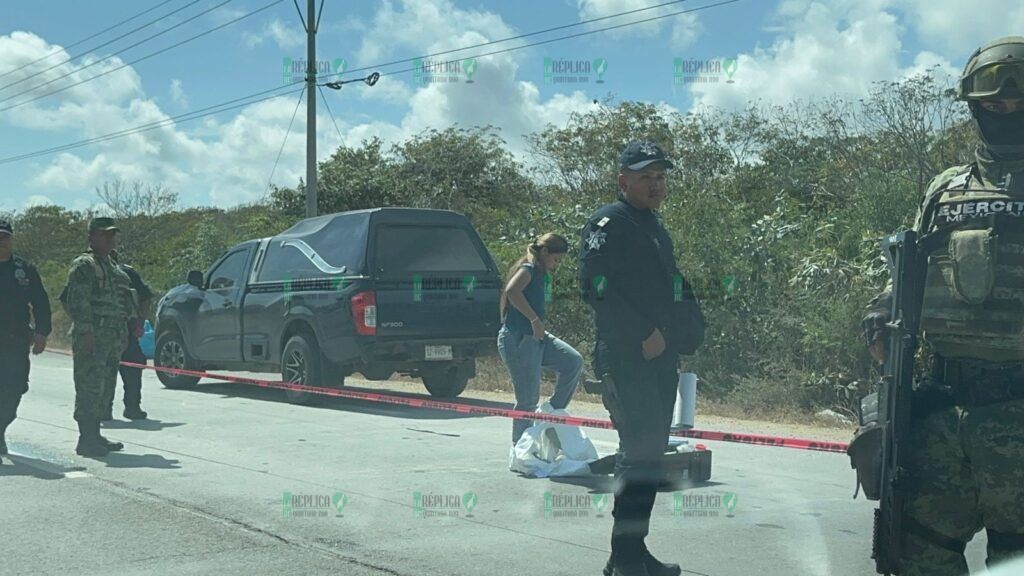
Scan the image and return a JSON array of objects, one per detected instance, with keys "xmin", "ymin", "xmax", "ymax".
[{"xmin": 586, "ymin": 228, "xmax": 608, "ymax": 251}]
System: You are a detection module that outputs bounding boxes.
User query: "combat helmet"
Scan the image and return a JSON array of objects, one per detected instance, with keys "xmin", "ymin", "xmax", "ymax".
[{"xmin": 957, "ymin": 36, "xmax": 1024, "ymax": 155}]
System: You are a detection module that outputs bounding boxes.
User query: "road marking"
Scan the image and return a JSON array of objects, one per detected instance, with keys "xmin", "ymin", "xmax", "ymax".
[{"xmin": 64, "ymin": 470, "xmax": 93, "ymax": 479}]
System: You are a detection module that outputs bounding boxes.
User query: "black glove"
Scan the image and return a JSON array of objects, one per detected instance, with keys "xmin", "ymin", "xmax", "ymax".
[{"xmin": 860, "ymin": 311, "xmax": 890, "ymax": 347}]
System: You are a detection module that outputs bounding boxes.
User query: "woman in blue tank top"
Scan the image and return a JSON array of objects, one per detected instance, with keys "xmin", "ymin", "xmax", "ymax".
[{"xmin": 498, "ymin": 233, "xmax": 583, "ymax": 446}]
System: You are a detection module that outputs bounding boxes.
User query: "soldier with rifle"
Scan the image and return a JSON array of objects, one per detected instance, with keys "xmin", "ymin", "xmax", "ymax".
[{"xmin": 849, "ymin": 37, "xmax": 1024, "ymax": 575}]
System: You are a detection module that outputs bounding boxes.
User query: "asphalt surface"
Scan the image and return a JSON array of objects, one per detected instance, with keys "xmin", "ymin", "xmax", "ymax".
[{"xmin": 0, "ymin": 351, "xmax": 992, "ymax": 575}]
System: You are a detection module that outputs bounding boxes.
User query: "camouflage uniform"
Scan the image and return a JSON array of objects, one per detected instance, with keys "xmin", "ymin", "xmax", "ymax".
[
  {"xmin": 863, "ymin": 37, "xmax": 1024, "ymax": 575},
  {"xmin": 66, "ymin": 218, "xmax": 135, "ymax": 457},
  {"xmin": 67, "ymin": 249, "xmax": 134, "ymax": 423}
]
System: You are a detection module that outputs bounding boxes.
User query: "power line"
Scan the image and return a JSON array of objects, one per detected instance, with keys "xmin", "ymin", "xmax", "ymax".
[
  {"xmin": 0, "ymin": 0, "xmax": 740, "ymax": 166},
  {"xmin": 0, "ymin": 0, "xmax": 180, "ymax": 81},
  {"xmin": 0, "ymin": 0, "xmax": 229, "ymax": 105},
  {"xmin": 318, "ymin": 85, "xmax": 344, "ymax": 145},
  {"xmin": 322, "ymin": 0, "xmax": 697, "ymax": 80},
  {"xmin": 292, "ymin": 0, "xmax": 307, "ymax": 32},
  {"xmin": 375, "ymin": 0, "xmax": 741, "ymax": 80},
  {"xmin": 266, "ymin": 85, "xmax": 306, "ymax": 192},
  {"xmin": 0, "ymin": 0, "xmax": 206, "ymax": 93},
  {"xmin": 0, "ymin": 0, "xmax": 283, "ymax": 113},
  {"xmin": 0, "ymin": 83, "xmax": 303, "ymax": 165}
]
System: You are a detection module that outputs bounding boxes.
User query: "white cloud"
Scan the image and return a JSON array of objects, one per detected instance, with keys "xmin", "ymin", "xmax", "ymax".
[
  {"xmin": 576, "ymin": 0, "xmax": 703, "ymax": 46},
  {"xmin": 0, "ymin": 1, "xmax": 711, "ymax": 211},
  {"xmin": 690, "ymin": 0, "xmax": 1024, "ymax": 112},
  {"xmin": 578, "ymin": 0, "xmax": 664, "ymax": 36},
  {"xmin": 23, "ymin": 195, "xmax": 53, "ymax": 208},
  {"xmin": 355, "ymin": 75, "xmax": 415, "ymax": 105},
  {"xmin": 690, "ymin": 0, "xmax": 906, "ymax": 110},
  {"xmin": 346, "ymin": 0, "xmax": 595, "ymax": 156},
  {"xmin": 670, "ymin": 13, "xmax": 703, "ymax": 52},
  {"xmin": 0, "ymin": 32, "xmax": 144, "ymax": 132},
  {"xmin": 354, "ymin": 0, "xmax": 516, "ymax": 67},
  {"xmin": 901, "ymin": 51, "xmax": 958, "ymax": 83},
  {"xmin": 242, "ymin": 17, "xmax": 304, "ymax": 50},
  {"xmin": 0, "ymin": 31, "xmax": 340, "ymax": 207},
  {"xmin": 169, "ymin": 78, "xmax": 188, "ymax": 108},
  {"xmin": 896, "ymin": 0, "xmax": 1024, "ymax": 58}
]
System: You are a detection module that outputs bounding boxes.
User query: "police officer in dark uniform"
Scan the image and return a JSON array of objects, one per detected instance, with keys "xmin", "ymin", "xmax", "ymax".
[
  {"xmin": 0, "ymin": 217, "xmax": 52, "ymax": 464},
  {"xmin": 580, "ymin": 141, "xmax": 705, "ymax": 576}
]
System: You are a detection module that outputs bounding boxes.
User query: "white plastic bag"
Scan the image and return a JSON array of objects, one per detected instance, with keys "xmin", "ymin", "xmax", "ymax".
[{"xmin": 508, "ymin": 402, "xmax": 600, "ymax": 478}]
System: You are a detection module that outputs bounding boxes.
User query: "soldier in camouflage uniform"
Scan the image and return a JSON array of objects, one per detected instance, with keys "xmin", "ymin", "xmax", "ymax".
[
  {"xmin": 862, "ymin": 37, "xmax": 1024, "ymax": 574},
  {"xmin": 66, "ymin": 217, "xmax": 136, "ymax": 457}
]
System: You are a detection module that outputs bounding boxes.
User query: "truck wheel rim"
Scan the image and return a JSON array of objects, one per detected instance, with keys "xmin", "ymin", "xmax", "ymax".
[
  {"xmin": 285, "ymin": 349, "xmax": 307, "ymax": 384},
  {"xmin": 161, "ymin": 341, "xmax": 185, "ymax": 369}
]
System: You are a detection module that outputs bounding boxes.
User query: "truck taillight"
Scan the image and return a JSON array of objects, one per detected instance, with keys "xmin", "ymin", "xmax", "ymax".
[{"xmin": 352, "ymin": 291, "xmax": 377, "ymax": 336}]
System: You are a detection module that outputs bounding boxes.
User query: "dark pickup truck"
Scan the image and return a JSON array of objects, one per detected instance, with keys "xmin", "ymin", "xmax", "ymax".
[{"xmin": 154, "ymin": 208, "xmax": 502, "ymax": 402}]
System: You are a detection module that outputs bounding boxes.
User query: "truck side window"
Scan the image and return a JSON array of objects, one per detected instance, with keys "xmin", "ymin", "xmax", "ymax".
[{"xmin": 208, "ymin": 250, "xmax": 248, "ymax": 290}]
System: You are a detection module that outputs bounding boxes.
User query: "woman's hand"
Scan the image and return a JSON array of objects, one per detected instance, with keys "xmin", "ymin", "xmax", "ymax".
[{"xmin": 531, "ymin": 318, "xmax": 546, "ymax": 341}]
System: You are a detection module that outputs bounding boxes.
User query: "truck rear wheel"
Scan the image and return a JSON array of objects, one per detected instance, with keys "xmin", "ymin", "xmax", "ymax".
[
  {"xmin": 360, "ymin": 366, "xmax": 394, "ymax": 381},
  {"xmin": 282, "ymin": 331, "xmax": 344, "ymax": 405},
  {"xmin": 421, "ymin": 365, "xmax": 470, "ymax": 398},
  {"xmin": 155, "ymin": 329, "xmax": 201, "ymax": 389}
]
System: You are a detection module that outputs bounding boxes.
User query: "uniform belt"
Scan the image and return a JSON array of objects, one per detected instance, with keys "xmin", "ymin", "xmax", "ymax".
[
  {"xmin": 942, "ymin": 358, "xmax": 1024, "ymax": 407},
  {"xmin": 94, "ymin": 316, "xmax": 127, "ymax": 328}
]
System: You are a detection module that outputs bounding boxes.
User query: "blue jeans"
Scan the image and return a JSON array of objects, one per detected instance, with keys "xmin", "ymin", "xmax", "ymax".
[{"xmin": 497, "ymin": 325, "xmax": 583, "ymax": 444}]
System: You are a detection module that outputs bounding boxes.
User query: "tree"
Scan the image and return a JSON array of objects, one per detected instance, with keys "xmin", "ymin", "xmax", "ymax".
[{"xmin": 95, "ymin": 179, "xmax": 179, "ymax": 261}]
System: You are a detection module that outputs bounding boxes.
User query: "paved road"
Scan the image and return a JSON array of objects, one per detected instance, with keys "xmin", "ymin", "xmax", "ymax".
[{"xmin": 0, "ymin": 351, "xmax": 991, "ymax": 575}]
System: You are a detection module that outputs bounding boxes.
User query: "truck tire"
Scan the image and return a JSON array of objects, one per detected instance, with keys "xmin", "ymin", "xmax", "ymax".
[
  {"xmin": 421, "ymin": 366, "xmax": 470, "ymax": 398},
  {"xmin": 282, "ymin": 331, "xmax": 344, "ymax": 405},
  {"xmin": 360, "ymin": 366, "xmax": 394, "ymax": 381},
  {"xmin": 155, "ymin": 329, "xmax": 201, "ymax": 389}
]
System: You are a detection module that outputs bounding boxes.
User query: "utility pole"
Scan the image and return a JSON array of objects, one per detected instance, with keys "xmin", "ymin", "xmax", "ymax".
[{"xmin": 305, "ymin": 0, "xmax": 317, "ymax": 218}]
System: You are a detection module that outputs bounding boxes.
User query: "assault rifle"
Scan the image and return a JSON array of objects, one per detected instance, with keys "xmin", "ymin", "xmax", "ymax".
[{"xmin": 872, "ymin": 230, "xmax": 927, "ymax": 575}]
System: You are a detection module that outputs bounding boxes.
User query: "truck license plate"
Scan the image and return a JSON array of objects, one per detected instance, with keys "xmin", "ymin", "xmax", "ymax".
[{"xmin": 425, "ymin": 345, "xmax": 453, "ymax": 361}]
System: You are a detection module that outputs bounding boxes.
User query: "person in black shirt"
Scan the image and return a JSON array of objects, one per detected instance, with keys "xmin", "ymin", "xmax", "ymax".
[
  {"xmin": 0, "ymin": 217, "xmax": 52, "ymax": 464},
  {"xmin": 106, "ymin": 253, "xmax": 155, "ymax": 421},
  {"xmin": 580, "ymin": 141, "xmax": 705, "ymax": 576}
]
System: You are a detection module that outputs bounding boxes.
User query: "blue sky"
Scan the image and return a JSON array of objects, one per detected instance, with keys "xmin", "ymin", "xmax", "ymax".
[{"xmin": 1, "ymin": 0, "xmax": 1021, "ymax": 211}]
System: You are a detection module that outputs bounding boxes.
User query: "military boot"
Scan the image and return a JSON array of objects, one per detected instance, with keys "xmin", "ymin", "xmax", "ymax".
[
  {"xmin": 610, "ymin": 562, "xmax": 650, "ymax": 576},
  {"xmin": 0, "ymin": 435, "xmax": 8, "ymax": 455},
  {"xmin": 94, "ymin": 422, "xmax": 123, "ymax": 452},
  {"xmin": 605, "ymin": 551, "xmax": 680, "ymax": 576},
  {"xmin": 123, "ymin": 405, "xmax": 148, "ymax": 420},
  {"xmin": 75, "ymin": 420, "xmax": 109, "ymax": 457}
]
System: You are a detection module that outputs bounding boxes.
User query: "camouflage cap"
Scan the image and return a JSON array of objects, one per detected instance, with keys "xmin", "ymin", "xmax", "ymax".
[{"xmin": 88, "ymin": 216, "xmax": 119, "ymax": 233}]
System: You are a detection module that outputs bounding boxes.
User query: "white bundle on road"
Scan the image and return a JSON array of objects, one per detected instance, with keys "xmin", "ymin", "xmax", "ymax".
[{"xmin": 508, "ymin": 402, "xmax": 600, "ymax": 478}]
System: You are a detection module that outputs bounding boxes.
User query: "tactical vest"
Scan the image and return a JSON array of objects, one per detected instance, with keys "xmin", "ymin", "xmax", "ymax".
[
  {"xmin": 66, "ymin": 252, "xmax": 134, "ymax": 330},
  {"xmin": 919, "ymin": 165, "xmax": 1024, "ymax": 362}
]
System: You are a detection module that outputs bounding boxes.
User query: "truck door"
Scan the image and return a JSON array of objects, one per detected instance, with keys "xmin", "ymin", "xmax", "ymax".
[{"xmin": 192, "ymin": 246, "xmax": 250, "ymax": 362}]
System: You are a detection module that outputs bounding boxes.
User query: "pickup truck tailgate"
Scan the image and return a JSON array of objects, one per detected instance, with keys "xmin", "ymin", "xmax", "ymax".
[{"xmin": 370, "ymin": 224, "xmax": 500, "ymax": 338}]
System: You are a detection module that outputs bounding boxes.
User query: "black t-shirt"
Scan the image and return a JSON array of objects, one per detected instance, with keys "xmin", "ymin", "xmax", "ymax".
[
  {"xmin": 0, "ymin": 256, "xmax": 52, "ymax": 339},
  {"xmin": 121, "ymin": 265, "xmax": 154, "ymax": 303},
  {"xmin": 0, "ymin": 259, "xmax": 17, "ymax": 334}
]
